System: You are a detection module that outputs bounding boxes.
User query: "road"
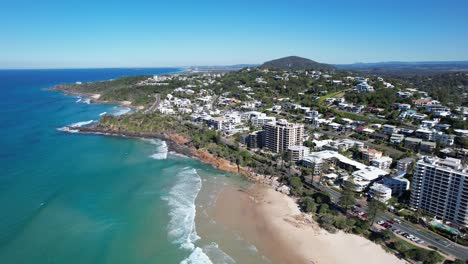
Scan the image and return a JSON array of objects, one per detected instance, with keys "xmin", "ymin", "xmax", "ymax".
[
  {"xmin": 143, "ymin": 94, "xmax": 161, "ymax": 114},
  {"xmin": 313, "ymin": 183, "xmax": 468, "ymax": 260}
]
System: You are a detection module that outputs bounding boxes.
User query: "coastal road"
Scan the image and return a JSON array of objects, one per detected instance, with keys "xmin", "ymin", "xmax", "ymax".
[{"xmin": 312, "ymin": 184, "xmax": 468, "ymax": 260}]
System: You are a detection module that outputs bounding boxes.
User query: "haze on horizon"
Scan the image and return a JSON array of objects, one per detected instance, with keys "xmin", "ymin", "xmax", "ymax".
[{"xmin": 1, "ymin": 0, "xmax": 468, "ymax": 69}]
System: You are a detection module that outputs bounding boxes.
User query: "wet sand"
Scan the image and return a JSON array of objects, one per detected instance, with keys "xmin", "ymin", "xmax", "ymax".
[{"xmin": 210, "ymin": 184, "xmax": 407, "ymax": 264}]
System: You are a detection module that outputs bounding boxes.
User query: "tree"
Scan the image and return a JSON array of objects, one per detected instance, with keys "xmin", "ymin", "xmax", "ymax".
[
  {"xmin": 301, "ymin": 197, "xmax": 317, "ymax": 213},
  {"xmin": 339, "ymin": 177, "xmax": 356, "ymax": 211},
  {"xmin": 367, "ymin": 198, "xmax": 386, "ymax": 225},
  {"xmin": 318, "ymin": 214, "xmax": 336, "ymax": 233},
  {"xmin": 318, "ymin": 203, "xmax": 329, "ymax": 215},
  {"xmin": 289, "ymin": 176, "xmax": 303, "ymax": 195}
]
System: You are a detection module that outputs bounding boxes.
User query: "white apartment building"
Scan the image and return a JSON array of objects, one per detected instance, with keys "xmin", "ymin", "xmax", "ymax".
[
  {"xmin": 251, "ymin": 115, "xmax": 276, "ymax": 127},
  {"xmin": 287, "ymin": 146, "xmax": 310, "ymax": 162},
  {"xmin": 397, "ymin": 158, "xmax": 415, "ymax": 175},
  {"xmin": 383, "ymin": 177, "xmax": 410, "ymax": 196},
  {"xmin": 369, "ymin": 183, "xmax": 393, "ymax": 203},
  {"xmin": 355, "ymin": 82, "xmax": 374, "ymax": 92},
  {"xmin": 371, "ymin": 156, "xmax": 393, "ymax": 170},
  {"xmin": 410, "ymin": 157, "xmax": 468, "ymax": 227},
  {"xmin": 264, "ymin": 119, "xmax": 304, "ymax": 153}
]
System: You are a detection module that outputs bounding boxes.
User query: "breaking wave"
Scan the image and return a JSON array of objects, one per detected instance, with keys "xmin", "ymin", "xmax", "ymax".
[
  {"xmin": 75, "ymin": 96, "xmax": 90, "ymax": 104},
  {"xmin": 111, "ymin": 106, "xmax": 131, "ymax": 116},
  {"xmin": 165, "ymin": 167, "xmax": 201, "ymax": 250},
  {"xmin": 164, "ymin": 168, "xmax": 235, "ymax": 264},
  {"xmin": 57, "ymin": 120, "xmax": 95, "ymax": 133},
  {"xmin": 149, "ymin": 140, "xmax": 168, "ymax": 160}
]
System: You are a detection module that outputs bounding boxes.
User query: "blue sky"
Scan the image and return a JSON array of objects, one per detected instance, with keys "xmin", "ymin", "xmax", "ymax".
[{"xmin": 1, "ymin": 0, "xmax": 468, "ymax": 68}]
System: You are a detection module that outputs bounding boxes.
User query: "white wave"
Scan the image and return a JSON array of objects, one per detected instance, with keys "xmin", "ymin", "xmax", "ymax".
[
  {"xmin": 248, "ymin": 244, "xmax": 258, "ymax": 253},
  {"xmin": 99, "ymin": 112, "xmax": 107, "ymax": 116},
  {"xmin": 140, "ymin": 138, "xmax": 158, "ymax": 145},
  {"xmin": 180, "ymin": 247, "xmax": 213, "ymax": 264},
  {"xmin": 169, "ymin": 151, "xmax": 190, "ymax": 159},
  {"xmin": 69, "ymin": 120, "xmax": 94, "ymax": 128},
  {"xmin": 57, "ymin": 120, "xmax": 94, "ymax": 133},
  {"xmin": 150, "ymin": 140, "xmax": 168, "ymax": 160},
  {"xmin": 165, "ymin": 167, "xmax": 202, "ymax": 250},
  {"xmin": 201, "ymin": 243, "xmax": 236, "ymax": 264},
  {"xmin": 57, "ymin": 127, "xmax": 79, "ymax": 133},
  {"xmin": 111, "ymin": 106, "xmax": 131, "ymax": 116},
  {"xmin": 75, "ymin": 95, "xmax": 91, "ymax": 104}
]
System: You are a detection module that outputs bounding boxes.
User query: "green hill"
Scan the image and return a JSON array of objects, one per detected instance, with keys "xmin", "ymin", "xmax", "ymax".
[{"xmin": 260, "ymin": 56, "xmax": 336, "ymax": 71}]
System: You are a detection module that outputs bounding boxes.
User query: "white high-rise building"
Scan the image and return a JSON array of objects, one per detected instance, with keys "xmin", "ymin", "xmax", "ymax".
[
  {"xmin": 410, "ymin": 157, "xmax": 468, "ymax": 227},
  {"xmin": 264, "ymin": 119, "xmax": 304, "ymax": 153}
]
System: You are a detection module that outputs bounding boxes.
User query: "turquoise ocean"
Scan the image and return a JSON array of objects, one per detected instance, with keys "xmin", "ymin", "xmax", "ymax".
[{"xmin": 0, "ymin": 69, "xmax": 266, "ymax": 264}]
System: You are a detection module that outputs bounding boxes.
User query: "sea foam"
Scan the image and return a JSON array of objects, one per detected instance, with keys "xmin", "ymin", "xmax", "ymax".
[
  {"xmin": 180, "ymin": 247, "xmax": 214, "ymax": 264},
  {"xmin": 165, "ymin": 167, "xmax": 201, "ymax": 250},
  {"xmin": 75, "ymin": 96, "xmax": 90, "ymax": 104},
  {"xmin": 150, "ymin": 140, "xmax": 168, "ymax": 160},
  {"xmin": 57, "ymin": 120, "xmax": 95, "ymax": 133},
  {"xmin": 111, "ymin": 106, "xmax": 131, "ymax": 116}
]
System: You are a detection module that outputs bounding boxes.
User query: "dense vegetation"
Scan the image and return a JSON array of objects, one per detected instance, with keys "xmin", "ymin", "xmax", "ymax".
[
  {"xmin": 261, "ymin": 56, "xmax": 336, "ymax": 71},
  {"xmin": 402, "ymin": 73, "xmax": 468, "ymax": 107}
]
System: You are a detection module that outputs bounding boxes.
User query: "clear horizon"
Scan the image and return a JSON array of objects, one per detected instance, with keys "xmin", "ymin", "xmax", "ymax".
[{"xmin": 1, "ymin": 0, "xmax": 468, "ymax": 69}]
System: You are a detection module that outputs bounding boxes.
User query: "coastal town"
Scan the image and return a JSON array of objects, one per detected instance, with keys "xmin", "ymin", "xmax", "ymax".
[{"xmin": 55, "ymin": 57, "xmax": 468, "ymax": 264}]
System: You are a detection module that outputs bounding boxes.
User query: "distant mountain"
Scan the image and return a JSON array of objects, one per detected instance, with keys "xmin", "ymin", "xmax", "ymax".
[
  {"xmin": 336, "ymin": 61, "xmax": 468, "ymax": 75},
  {"xmin": 261, "ymin": 56, "xmax": 336, "ymax": 71}
]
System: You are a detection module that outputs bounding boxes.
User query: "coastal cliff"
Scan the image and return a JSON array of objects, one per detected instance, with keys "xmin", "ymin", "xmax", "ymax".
[{"xmin": 76, "ymin": 124, "xmax": 283, "ymax": 189}]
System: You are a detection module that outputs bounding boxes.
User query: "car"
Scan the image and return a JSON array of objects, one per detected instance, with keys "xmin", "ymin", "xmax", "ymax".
[
  {"xmin": 377, "ymin": 220, "xmax": 385, "ymax": 225},
  {"xmin": 393, "ymin": 218, "xmax": 401, "ymax": 224},
  {"xmin": 388, "ymin": 220, "xmax": 395, "ymax": 224},
  {"xmin": 358, "ymin": 211, "xmax": 365, "ymax": 216},
  {"xmin": 416, "ymin": 240, "xmax": 425, "ymax": 244}
]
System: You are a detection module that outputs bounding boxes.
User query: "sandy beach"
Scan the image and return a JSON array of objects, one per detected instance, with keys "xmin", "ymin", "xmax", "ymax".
[{"xmin": 211, "ymin": 184, "xmax": 407, "ymax": 264}]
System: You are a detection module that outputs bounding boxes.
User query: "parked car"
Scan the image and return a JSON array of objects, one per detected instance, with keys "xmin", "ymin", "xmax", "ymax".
[
  {"xmin": 377, "ymin": 220, "xmax": 385, "ymax": 225},
  {"xmin": 393, "ymin": 218, "xmax": 401, "ymax": 224}
]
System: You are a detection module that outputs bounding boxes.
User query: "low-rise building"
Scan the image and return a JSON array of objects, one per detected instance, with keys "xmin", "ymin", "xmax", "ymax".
[
  {"xmin": 287, "ymin": 146, "xmax": 310, "ymax": 162},
  {"xmin": 420, "ymin": 141, "xmax": 437, "ymax": 153},
  {"xmin": 404, "ymin": 137, "xmax": 423, "ymax": 148},
  {"xmin": 397, "ymin": 157, "xmax": 415, "ymax": 175},
  {"xmin": 371, "ymin": 156, "xmax": 393, "ymax": 170},
  {"xmin": 383, "ymin": 124, "xmax": 399, "ymax": 134},
  {"xmin": 302, "ymin": 150, "xmax": 367, "ymax": 175},
  {"xmin": 245, "ymin": 130, "xmax": 265, "ymax": 149},
  {"xmin": 355, "ymin": 82, "xmax": 374, "ymax": 92},
  {"xmin": 369, "ymin": 183, "xmax": 392, "ymax": 203},
  {"xmin": 390, "ymin": 133, "xmax": 405, "ymax": 144},
  {"xmin": 359, "ymin": 148, "xmax": 383, "ymax": 162},
  {"xmin": 349, "ymin": 166, "xmax": 389, "ymax": 192},
  {"xmin": 383, "ymin": 177, "xmax": 410, "ymax": 196}
]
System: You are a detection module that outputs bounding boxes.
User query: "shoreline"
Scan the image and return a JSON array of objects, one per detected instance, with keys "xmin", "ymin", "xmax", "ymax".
[
  {"xmin": 74, "ymin": 125, "xmax": 407, "ymax": 264},
  {"xmin": 55, "ymin": 86, "xmax": 410, "ymax": 264},
  {"xmin": 75, "ymin": 125, "xmax": 280, "ymax": 186},
  {"xmin": 211, "ymin": 184, "xmax": 408, "ymax": 264},
  {"xmin": 75, "ymin": 125, "xmax": 281, "ymax": 189}
]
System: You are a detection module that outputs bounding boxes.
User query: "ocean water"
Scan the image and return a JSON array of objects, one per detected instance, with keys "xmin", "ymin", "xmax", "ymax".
[{"xmin": 0, "ymin": 69, "xmax": 261, "ymax": 264}]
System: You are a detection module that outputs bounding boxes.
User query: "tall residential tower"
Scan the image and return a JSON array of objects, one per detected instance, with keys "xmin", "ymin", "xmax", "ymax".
[{"xmin": 410, "ymin": 157, "xmax": 468, "ymax": 227}]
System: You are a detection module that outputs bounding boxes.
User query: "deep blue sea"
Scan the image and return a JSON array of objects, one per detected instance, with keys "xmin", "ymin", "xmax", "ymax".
[{"xmin": 0, "ymin": 69, "xmax": 257, "ymax": 264}]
